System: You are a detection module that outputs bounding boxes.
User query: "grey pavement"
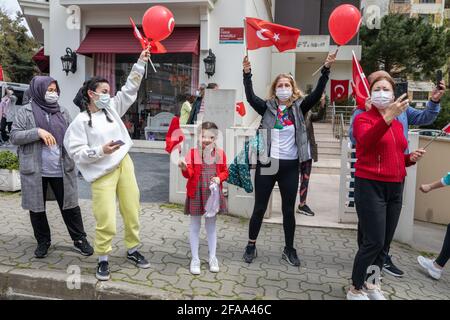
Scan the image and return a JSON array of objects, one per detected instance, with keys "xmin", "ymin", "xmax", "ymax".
[{"xmin": 0, "ymin": 193, "xmax": 449, "ymax": 300}]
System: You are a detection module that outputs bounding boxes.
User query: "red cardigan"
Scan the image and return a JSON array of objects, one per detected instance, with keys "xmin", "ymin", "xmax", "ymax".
[
  {"xmin": 353, "ymin": 107, "xmax": 415, "ymax": 183},
  {"xmin": 181, "ymin": 147, "xmax": 229, "ymax": 199}
]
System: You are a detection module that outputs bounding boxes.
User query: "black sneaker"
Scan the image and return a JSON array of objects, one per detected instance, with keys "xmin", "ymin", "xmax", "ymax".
[
  {"xmin": 34, "ymin": 242, "xmax": 51, "ymax": 259},
  {"xmin": 96, "ymin": 261, "xmax": 111, "ymax": 281},
  {"xmin": 73, "ymin": 238, "xmax": 94, "ymax": 256},
  {"xmin": 243, "ymin": 244, "xmax": 257, "ymax": 263},
  {"xmin": 297, "ymin": 204, "xmax": 315, "ymax": 216},
  {"xmin": 382, "ymin": 255, "xmax": 404, "ymax": 277},
  {"xmin": 127, "ymin": 250, "xmax": 151, "ymax": 269},
  {"xmin": 282, "ymin": 247, "xmax": 301, "ymax": 266}
]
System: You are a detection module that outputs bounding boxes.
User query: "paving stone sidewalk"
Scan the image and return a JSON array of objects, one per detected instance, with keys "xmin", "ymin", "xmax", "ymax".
[{"xmin": 0, "ymin": 193, "xmax": 448, "ymax": 300}]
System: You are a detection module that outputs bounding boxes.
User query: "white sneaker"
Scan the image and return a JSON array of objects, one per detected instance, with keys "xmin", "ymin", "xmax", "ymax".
[
  {"xmin": 190, "ymin": 258, "xmax": 201, "ymax": 275},
  {"xmin": 346, "ymin": 290, "xmax": 369, "ymax": 300},
  {"xmin": 209, "ymin": 256, "xmax": 220, "ymax": 273},
  {"xmin": 363, "ymin": 284, "xmax": 386, "ymax": 300},
  {"xmin": 417, "ymin": 256, "xmax": 442, "ymax": 280}
]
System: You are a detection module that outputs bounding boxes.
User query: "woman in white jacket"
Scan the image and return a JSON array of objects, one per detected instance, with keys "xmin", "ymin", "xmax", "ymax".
[{"xmin": 64, "ymin": 49, "xmax": 150, "ymax": 281}]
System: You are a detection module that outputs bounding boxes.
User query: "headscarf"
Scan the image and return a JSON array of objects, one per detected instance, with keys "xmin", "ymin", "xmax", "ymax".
[{"xmin": 29, "ymin": 76, "xmax": 67, "ymax": 146}]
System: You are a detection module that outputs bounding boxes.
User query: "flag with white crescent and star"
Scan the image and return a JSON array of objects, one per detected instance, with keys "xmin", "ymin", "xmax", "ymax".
[
  {"xmin": 330, "ymin": 79, "xmax": 349, "ymax": 103},
  {"xmin": 245, "ymin": 17, "xmax": 300, "ymax": 52}
]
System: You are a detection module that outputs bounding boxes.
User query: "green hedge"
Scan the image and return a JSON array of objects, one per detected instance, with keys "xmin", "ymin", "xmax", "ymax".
[{"xmin": 0, "ymin": 151, "xmax": 19, "ymax": 171}]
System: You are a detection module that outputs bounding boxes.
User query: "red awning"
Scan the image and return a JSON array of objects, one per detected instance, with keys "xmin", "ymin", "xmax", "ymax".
[
  {"xmin": 77, "ymin": 27, "xmax": 199, "ymax": 56},
  {"xmin": 32, "ymin": 47, "xmax": 50, "ymax": 73}
]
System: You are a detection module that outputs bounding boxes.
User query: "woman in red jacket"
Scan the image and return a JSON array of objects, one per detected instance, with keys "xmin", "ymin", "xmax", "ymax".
[
  {"xmin": 347, "ymin": 76, "xmax": 426, "ymax": 300},
  {"xmin": 179, "ymin": 121, "xmax": 228, "ymax": 275}
]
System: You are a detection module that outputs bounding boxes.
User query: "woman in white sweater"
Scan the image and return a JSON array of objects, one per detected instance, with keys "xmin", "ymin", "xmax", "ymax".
[{"xmin": 64, "ymin": 49, "xmax": 150, "ymax": 281}]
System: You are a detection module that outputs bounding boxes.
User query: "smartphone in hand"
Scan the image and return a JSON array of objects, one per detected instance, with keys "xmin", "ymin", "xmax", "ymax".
[
  {"xmin": 111, "ymin": 140, "xmax": 125, "ymax": 146},
  {"xmin": 394, "ymin": 81, "xmax": 408, "ymax": 99},
  {"xmin": 436, "ymin": 70, "xmax": 443, "ymax": 89}
]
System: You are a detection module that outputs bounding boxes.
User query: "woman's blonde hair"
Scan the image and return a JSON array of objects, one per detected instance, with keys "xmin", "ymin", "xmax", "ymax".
[{"xmin": 268, "ymin": 73, "xmax": 304, "ymax": 107}]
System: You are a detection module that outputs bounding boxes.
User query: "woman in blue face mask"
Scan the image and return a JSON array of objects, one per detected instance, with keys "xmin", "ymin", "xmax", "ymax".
[{"xmin": 64, "ymin": 49, "xmax": 151, "ymax": 281}]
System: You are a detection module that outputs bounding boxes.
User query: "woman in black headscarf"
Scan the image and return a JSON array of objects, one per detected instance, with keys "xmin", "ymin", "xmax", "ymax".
[{"xmin": 10, "ymin": 76, "xmax": 93, "ymax": 259}]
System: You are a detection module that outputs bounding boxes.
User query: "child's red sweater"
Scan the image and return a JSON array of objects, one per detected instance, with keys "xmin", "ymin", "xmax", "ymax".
[
  {"xmin": 181, "ymin": 147, "xmax": 229, "ymax": 199},
  {"xmin": 353, "ymin": 107, "xmax": 415, "ymax": 183}
]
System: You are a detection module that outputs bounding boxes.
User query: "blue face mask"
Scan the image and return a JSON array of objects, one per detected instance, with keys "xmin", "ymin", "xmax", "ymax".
[{"xmin": 93, "ymin": 92, "xmax": 110, "ymax": 109}]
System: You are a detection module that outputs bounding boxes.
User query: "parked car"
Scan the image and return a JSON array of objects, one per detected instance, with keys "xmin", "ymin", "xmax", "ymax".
[{"xmin": 0, "ymin": 81, "xmax": 30, "ymax": 105}]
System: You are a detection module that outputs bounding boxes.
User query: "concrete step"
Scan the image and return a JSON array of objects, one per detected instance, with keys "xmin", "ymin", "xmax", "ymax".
[
  {"xmin": 318, "ymin": 147, "xmax": 341, "ymax": 155},
  {"xmin": 315, "ymin": 137, "xmax": 340, "ymax": 143},
  {"xmin": 317, "ymin": 141, "xmax": 341, "ymax": 148},
  {"xmin": 312, "ymin": 158, "xmax": 341, "ymax": 175},
  {"xmin": 317, "ymin": 153, "xmax": 341, "ymax": 160}
]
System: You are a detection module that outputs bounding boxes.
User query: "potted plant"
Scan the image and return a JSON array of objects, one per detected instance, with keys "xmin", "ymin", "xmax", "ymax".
[{"xmin": 0, "ymin": 150, "xmax": 21, "ymax": 191}]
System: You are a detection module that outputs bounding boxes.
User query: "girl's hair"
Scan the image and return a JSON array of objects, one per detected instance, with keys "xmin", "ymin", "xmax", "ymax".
[
  {"xmin": 80, "ymin": 77, "xmax": 113, "ymax": 127},
  {"xmin": 200, "ymin": 121, "xmax": 218, "ymax": 132},
  {"xmin": 369, "ymin": 76, "xmax": 396, "ymax": 93},
  {"xmin": 268, "ymin": 73, "xmax": 304, "ymax": 106},
  {"xmin": 198, "ymin": 121, "xmax": 219, "ymax": 138}
]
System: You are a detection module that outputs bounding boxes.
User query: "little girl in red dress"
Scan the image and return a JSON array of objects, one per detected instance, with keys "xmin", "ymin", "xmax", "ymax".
[{"xmin": 179, "ymin": 121, "xmax": 228, "ymax": 275}]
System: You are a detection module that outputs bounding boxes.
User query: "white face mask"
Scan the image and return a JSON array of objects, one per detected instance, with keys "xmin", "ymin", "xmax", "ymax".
[
  {"xmin": 276, "ymin": 88, "xmax": 293, "ymax": 101},
  {"xmin": 371, "ymin": 90, "xmax": 393, "ymax": 110},
  {"xmin": 93, "ymin": 92, "xmax": 111, "ymax": 109},
  {"xmin": 45, "ymin": 91, "xmax": 59, "ymax": 104}
]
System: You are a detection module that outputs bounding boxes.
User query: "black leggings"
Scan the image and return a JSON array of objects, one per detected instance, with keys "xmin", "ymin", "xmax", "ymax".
[
  {"xmin": 436, "ymin": 224, "xmax": 450, "ymax": 267},
  {"xmin": 30, "ymin": 177, "xmax": 87, "ymax": 244},
  {"xmin": 351, "ymin": 177, "xmax": 404, "ymax": 290},
  {"xmin": 0, "ymin": 117, "xmax": 12, "ymax": 142},
  {"xmin": 248, "ymin": 158, "xmax": 299, "ymax": 249}
]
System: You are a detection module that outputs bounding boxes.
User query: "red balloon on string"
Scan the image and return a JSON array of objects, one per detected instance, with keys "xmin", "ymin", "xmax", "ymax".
[
  {"xmin": 328, "ymin": 4, "xmax": 362, "ymax": 46},
  {"xmin": 142, "ymin": 5, "xmax": 175, "ymax": 42}
]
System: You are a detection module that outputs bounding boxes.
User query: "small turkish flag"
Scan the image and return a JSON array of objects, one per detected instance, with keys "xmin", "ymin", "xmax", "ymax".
[
  {"xmin": 352, "ymin": 51, "xmax": 370, "ymax": 110},
  {"xmin": 442, "ymin": 123, "xmax": 450, "ymax": 134},
  {"xmin": 0, "ymin": 65, "xmax": 3, "ymax": 81},
  {"xmin": 165, "ymin": 116, "xmax": 185, "ymax": 154},
  {"xmin": 129, "ymin": 17, "xmax": 167, "ymax": 54},
  {"xmin": 330, "ymin": 80, "xmax": 349, "ymax": 103},
  {"xmin": 236, "ymin": 102, "xmax": 246, "ymax": 117},
  {"xmin": 245, "ymin": 17, "xmax": 300, "ymax": 52}
]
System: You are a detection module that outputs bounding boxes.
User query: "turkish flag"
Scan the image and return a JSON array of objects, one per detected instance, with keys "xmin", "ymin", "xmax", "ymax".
[
  {"xmin": 129, "ymin": 17, "xmax": 167, "ymax": 54},
  {"xmin": 352, "ymin": 51, "xmax": 370, "ymax": 110},
  {"xmin": 330, "ymin": 80, "xmax": 349, "ymax": 103},
  {"xmin": 236, "ymin": 102, "xmax": 246, "ymax": 117},
  {"xmin": 0, "ymin": 65, "xmax": 3, "ymax": 81},
  {"xmin": 443, "ymin": 123, "xmax": 450, "ymax": 134},
  {"xmin": 245, "ymin": 17, "xmax": 300, "ymax": 52},
  {"xmin": 165, "ymin": 116, "xmax": 185, "ymax": 154}
]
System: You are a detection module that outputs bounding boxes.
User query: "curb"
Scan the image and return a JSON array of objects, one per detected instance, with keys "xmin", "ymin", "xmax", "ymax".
[{"xmin": 0, "ymin": 265, "xmax": 187, "ymax": 300}]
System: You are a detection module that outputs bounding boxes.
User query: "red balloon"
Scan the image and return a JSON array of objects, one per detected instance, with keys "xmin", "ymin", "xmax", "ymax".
[
  {"xmin": 142, "ymin": 5, "xmax": 175, "ymax": 42},
  {"xmin": 328, "ymin": 4, "xmax": 362, "ymax": 46}
]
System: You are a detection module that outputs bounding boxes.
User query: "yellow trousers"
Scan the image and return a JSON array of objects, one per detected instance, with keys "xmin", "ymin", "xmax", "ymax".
[{"xmin": 91, "ymin": 154, "xmax": 140, "ymax": 255}]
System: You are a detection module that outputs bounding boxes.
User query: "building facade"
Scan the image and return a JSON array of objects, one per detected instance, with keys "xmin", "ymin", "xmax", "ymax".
[
  {"xmin": 273, "ymin": 0, "xmax": 361, "ymax": 101},
  {"xmin": 20, "ymin": 0, "xmax": 363, "ymax": 145},
  {"xmin": 19, "ymin": 0, "xmax": 276, "ymax": 139}
]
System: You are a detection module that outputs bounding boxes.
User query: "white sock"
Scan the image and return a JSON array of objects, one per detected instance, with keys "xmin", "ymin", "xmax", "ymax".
[
  {"xmin": 127, "ymin": 246, "xmax": 138, "ymax": 255},
  {"xmin": 205, "ymin": 216, "xmax": 217, "ymax": 260},
  {"xmin": 190, "ymin": 215, "xmax": 202, "ymax": 261},
  {"xmin": 99, "ymin": 255, "xmax": 108, "ymax": 262}
]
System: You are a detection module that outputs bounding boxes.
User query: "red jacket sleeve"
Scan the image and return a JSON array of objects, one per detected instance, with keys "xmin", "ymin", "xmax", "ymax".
[
  {"xmin": 354, "ymin": 114, "xmax": 390, "ymax": 149},
  {"xmin": 181, "ymin": 149, "xmax": 195, "ymax": 179},
  {"xmin": 404, "ymin": 154, "xmax": 416, "ymax": 167},
  {"xmin": 217, "ymin": 151, "xmax": 229, "ymax": 182}
]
